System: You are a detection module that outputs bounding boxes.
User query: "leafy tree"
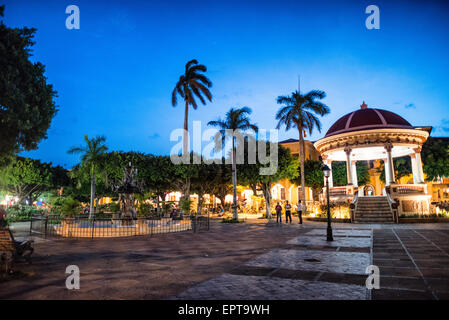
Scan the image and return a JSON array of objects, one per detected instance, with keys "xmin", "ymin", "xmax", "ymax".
[
  {"xmin": 239, "ymin": 142, "xmax": 298, "ymax": 219},
  {"xmin": 332, "ymin": 161, "xmax": 370, "ymax": 187},
  {"xmin": 422, "ymin": 137, "xmax": 449, "ymax": 181},
  {"xmin": 172, "ymin": 59, "xmax": 213, "ymax": 154},
  {"xmin": 276, "ymin": 90, "xmax": 330, "ymax": 213},
  {"xmin": 209, "ymin": 160, "xmax": 232, "ymax": 210},
  {"xmin": 208, "ymin": 107, "xmax": 258, "ymax": 219},
  {"xmin": 191, "ymin": 162, "xmax": 220, "ymax": 214},
  {"xmin": 290, "ymin": 160, "xmax": 323, "ymax": 201},
  {"xmin": 0, "ymin": 156, "xmax": 53, "ymax": 203},
  {"xmin": 0, "ymin": 5, "xmax": 57, "ymax": 164},
  {"xmin": 379, "ymin": 157, "xmax": 412, "ymax": 182},
  {"xmin": 67, "ymin": 135, "xmax": 108, "ymax": 218}
]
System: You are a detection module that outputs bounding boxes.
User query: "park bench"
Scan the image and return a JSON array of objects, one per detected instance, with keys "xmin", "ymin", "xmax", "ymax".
[{"xmin": 0, "ymin": 228, "xmax": 34, "ymax": 272}]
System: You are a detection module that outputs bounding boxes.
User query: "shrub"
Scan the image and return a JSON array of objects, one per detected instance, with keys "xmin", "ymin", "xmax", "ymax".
[
  {"xmin": 221, "ymin": 217, "xmax": 245, "ymax": 223},
  {"xmin": 60, "ymin": 197, "xmax": 81, "ymax": 217},
  {"xmin": 5, "ymin": 205, "xmax": 44, "ymax": 223}
]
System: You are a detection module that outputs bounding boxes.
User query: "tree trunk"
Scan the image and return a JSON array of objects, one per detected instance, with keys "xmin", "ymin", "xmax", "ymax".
[
  {"xmin": 183, "ymin": 100, "xmax": 189, "ymax": 154},
  {"xmin": 197, "ymin": 192, "xmax": 203, "ymax": 215},
  {"xmin": 90, "ymin": 171, "xmax": 95, "ymax": 219},
  {"xmin": 231, "ymin": 137, "xmax": 238, "ymax": 220},
  {"xmin": 263, "ymin": 183, "xmax": 272, "ymax": 219},
  {"xmin": 299, "ymin": 128, "xmax": 307, "ymax": 214}
]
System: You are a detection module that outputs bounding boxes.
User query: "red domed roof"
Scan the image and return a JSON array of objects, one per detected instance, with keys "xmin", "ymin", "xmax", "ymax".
[{"xmin": 325, "ymin": 103, "xmax": 413, "ymax": 137}]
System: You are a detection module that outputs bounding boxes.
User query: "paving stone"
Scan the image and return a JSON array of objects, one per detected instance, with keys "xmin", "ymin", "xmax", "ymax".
[
  {"xmin": 287, "ymin": 235, "xmax": 371, "ymax": 248},
  {"xmin": 175, "ymin": 274, "xmax": 367, "ymax": 300},
  {"xmin": 306, "ymin": 229, "xmax": 372, "ymax": 237},
  {"xmin": 245, "ymin": 249, "xmax": 370, "ymax": 275}
]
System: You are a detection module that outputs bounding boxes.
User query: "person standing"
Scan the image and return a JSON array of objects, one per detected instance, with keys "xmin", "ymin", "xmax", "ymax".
[
  {"xmin": 275, "ymin": 202, "xmax": 282, "ymax": 224},
  {"xmin": 284, "ymin": 201, "xmax": 292, "ymax": 223},
  {"xmin": 297, "ymin": 200, "xmax": 303, "ymax": 224}
]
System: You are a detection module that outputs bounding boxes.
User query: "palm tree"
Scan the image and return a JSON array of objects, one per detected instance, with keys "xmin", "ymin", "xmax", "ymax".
[
  {"xmin": 276, "ymin": 90, "xmax": 330, "ymax": 214},
  {"xmin": 67, "ymin": 134, "xmax": 108, "ymax": 218},
  {"xmin": 172, "ymin": 59, "xmax": 213, "ymax": 154},
  {"xmin": 208, "ymin": 107, "xmax": 258, "ymax": 220}
]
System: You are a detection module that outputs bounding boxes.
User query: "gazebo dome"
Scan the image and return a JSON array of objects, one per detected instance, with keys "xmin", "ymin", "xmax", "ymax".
[{"xmin": 325, "ymin": 102, "xmax": 413, "ymax": 137}]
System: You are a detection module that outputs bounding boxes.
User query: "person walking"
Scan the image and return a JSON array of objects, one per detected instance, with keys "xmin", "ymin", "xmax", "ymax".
[
  {"xmin": 284, "ymin": 201, "xmax": 292, "ymax": 223},
  {"xmin": 297, "ymin": 200, "xmax": 303, "ymax": 224},
  {"xmin": 275, "ymin": 202, "xmax": 282, "ymax": 224}
]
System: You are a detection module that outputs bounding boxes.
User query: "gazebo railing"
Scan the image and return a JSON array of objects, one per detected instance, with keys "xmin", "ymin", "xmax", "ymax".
[{"xmin": 387, "ymin": 183, "xmax": 427, "ymax": 195}]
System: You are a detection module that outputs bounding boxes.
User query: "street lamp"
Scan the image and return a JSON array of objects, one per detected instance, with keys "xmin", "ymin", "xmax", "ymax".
[{"xmin": 322, "ymin": 164, "xmax": 333, "ymax": 241}]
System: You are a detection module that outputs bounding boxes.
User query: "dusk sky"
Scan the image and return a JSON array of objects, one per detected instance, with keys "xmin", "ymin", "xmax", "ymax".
[{"xmin": 3, "ymin": 0, "xmax": 449, "ymax": 168}]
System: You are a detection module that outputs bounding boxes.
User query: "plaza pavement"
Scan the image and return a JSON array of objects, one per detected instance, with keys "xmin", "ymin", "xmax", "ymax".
[{"xmin": 1, "ymin": 219, "xmax": 449, "ymax": 300}]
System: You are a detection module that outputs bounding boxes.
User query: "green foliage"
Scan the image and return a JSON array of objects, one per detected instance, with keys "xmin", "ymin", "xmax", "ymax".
[
  {"xmin": 0, "ymin": 6, "xmax": 57, "ymax": 163},
  {"xmin": 221, "ymin": 217, "xmax": 245, "ymax": 223},
  {"xmin": 379, "ymin": 157, "xmax": 412, "ymax": 182},
  {"xmin": 331, "ymin": 161, "xmax": 370, "ymax": 186},
  {"xmin": 172, "ymin": 59, "xmax": 212, "ymax": 110},
  {"xmin": 60, "ymin": 196, "xmax": 80, "ymax": 217},
  {"xmin": 0, "ymin": 156, "xmax": 62, "ymax": 203},
  {"xmin": 179, "ymin": 198, "xmax": 192, "ymax": 214},
  {"xmin": 290, "ymin": 160, "xmax": 323, "ymax": 199},
  {"xmin": 5, "ymin": 205, "xmax": 43, "ymax": 222},
  {"xmin": 137, "ymin": 202, "xmax": 153, "ymax": 216},
  {"xmin": 422, "ymin": 137, "xmax": 449, "ymax": 181}
]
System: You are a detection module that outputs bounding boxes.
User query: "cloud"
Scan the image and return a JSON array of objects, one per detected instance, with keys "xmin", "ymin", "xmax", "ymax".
[{"xmin": 404, "ymin": 103, "xmax": 416, "ymax": 109}]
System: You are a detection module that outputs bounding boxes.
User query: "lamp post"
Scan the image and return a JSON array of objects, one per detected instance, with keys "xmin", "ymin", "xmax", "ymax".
[{"xmin": 322, "ymin": 164, "xmax": 333, "ymax": 241}]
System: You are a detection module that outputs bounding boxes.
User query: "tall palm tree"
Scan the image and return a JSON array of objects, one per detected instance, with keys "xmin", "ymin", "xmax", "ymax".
[
  {"xmin": 276, "ymin": 90, "xmax": 330, "ymax": 213},
  {"xmin": 208, "ymin": 107, "xmax": 258, "ymax": 220},
  {"xmin": 68, "ymin": 134, "xmax": 108, "ymax": 218},
  {"xmin": 172, "ymin": 59, "xmax": 213, "ymax": 154}
]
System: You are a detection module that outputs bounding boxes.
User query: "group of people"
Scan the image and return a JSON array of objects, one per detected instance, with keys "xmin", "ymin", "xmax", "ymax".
[{"xmin": 274, "ymin": 200, "xmax": 303, "ymax": 224}]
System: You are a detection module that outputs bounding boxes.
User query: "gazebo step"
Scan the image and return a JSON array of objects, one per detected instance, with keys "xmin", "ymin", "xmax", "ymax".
[{"xmin": 354, "ymin": 196, "xmax": 394, "ymax": 223}]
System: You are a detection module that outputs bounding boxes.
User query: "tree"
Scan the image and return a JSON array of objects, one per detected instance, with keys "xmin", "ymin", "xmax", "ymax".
[
  {"xmin": 67, "ymin": 135, "xmax": 107, "ymax": 218},
  {"xmin": 208, "ymin": 107, "xmax": 258, "ymax": 220},
  {"xmin": 172, "ymin": 59, "xmax": 213, "ymax": 154},
  {"xmin": 190, "ymin": 162, "xmax": 219, "ymax": 214},
  {"xmin": 239, "ymin": 142, "xmax": 298, "ymax": 219},
  {"xmin": 379, "ymin": 157, "xmax": 412, "ymax": 182},
  {"xmin": 421, "ymin": 137, "xmax": 449, "ymax": 181},
  {"xmin": 0, "ymin": 5, "xmax": 57, "ymax": 164},
  {"xmin": 209, "ymin": 160, "xmax": 232, "ymax": 210},
  {"xmin": 332, "ymin": 161, "xmax": 370, "ymax": 187},
  {"xmin": 290, "ymin": 160, "xmax": 324, "ymax": 201},
  {"xmin": 276, "ymin": 90, "xmax": 330, "ymax": 213},
  {"xmin": 0, "ymin": 156, "xmax": 53, "ymax": 204}
]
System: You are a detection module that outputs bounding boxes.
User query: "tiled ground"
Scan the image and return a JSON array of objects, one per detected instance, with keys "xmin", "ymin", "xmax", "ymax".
[
  {"xmin": 175, "ymin": 274, "xmax": 367, "ymax": 300},
  {"xmin": 2, "ymin": 220, "xmax": 449, "ymax": 299}
]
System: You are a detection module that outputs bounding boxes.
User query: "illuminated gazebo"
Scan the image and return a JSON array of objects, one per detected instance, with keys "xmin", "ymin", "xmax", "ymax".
[{"xmin": 314, "ymin": 102, "xmax": 432, "ymax": 222}]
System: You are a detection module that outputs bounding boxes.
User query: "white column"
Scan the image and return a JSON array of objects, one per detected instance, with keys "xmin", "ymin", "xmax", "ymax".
[
  {"xmin": 384, "ymin": 158, "xmax": 391, "ymax": 186},
  {"xmin": 351, "ymin": 160, "xmax": 358, "ymax": 187},
  {"xmin": 414, "ymin": 147, "xmax": 425, "ymax": 183},
  {"xmin": 385, "ymin": 143, "xmax": 395, "ymax": 185},
  {"xmin": 410, "ymin": 154, "xmax": 419, "ymax": 184},
  {"xmin": 344, "ymin": 147, "xmax": 353, "ymax": 186}
]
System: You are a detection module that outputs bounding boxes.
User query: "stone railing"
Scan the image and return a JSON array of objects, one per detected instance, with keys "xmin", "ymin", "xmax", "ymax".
[{"xmin": 387, "ymin": 183, "xmax": 427, "ymax": 196}]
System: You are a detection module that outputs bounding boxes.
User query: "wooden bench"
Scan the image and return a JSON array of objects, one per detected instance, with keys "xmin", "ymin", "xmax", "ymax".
[{"xmin": 0, "ymin": 228, "xmax": 34, "ymax": 273}]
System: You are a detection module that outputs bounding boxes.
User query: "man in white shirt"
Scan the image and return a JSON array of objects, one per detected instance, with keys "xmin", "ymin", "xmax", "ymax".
[{"xmin": 297, "ymin": 200, "xmax": 303, "ymax": 224}]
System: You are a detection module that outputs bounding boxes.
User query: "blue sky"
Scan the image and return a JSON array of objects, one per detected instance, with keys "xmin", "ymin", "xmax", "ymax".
[{"xmin": 3, "ymin": 0, "xmax": 449, "ymax": 167}]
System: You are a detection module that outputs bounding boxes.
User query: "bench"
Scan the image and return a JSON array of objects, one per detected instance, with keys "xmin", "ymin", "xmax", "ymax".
[{"xmin": 0, "ymin": 228, "xmax": 34, "ymax": 273}]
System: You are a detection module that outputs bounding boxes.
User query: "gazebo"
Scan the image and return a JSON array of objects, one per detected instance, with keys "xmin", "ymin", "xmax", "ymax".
[{"xmin": 313, "ymin": 102, "xmax": 432, "ymax": 223}]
